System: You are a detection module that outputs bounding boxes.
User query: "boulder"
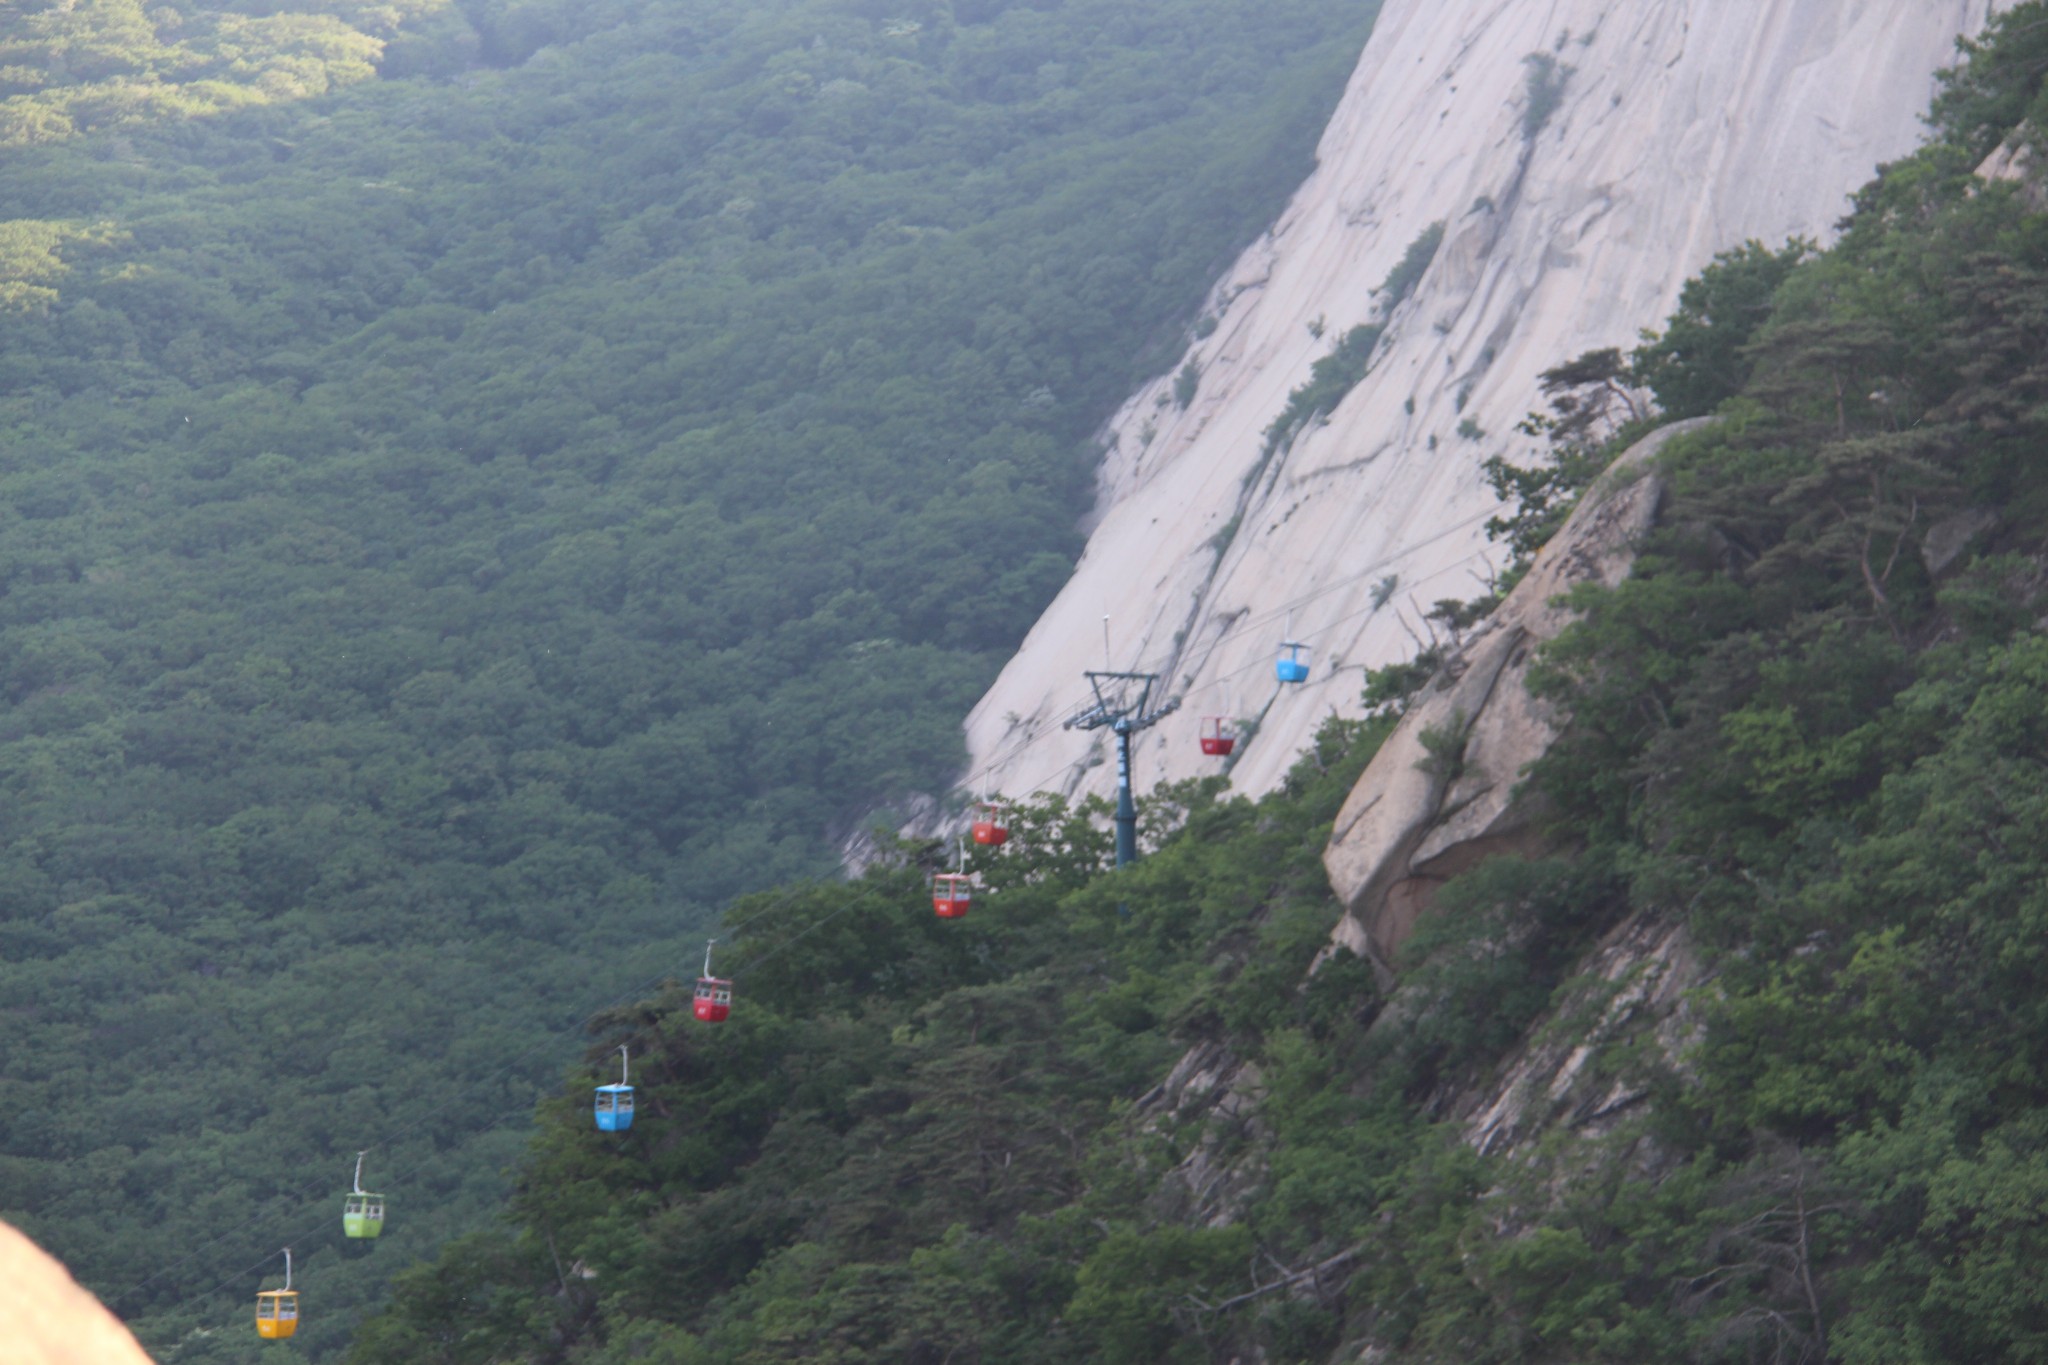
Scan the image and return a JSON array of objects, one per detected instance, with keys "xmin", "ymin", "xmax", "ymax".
[
  {"xmin": 1922, "ymin": 506, "xmax": 1999, "ymax": 576},
  {"xmin": 1977, "ymin": 131, "xmax": 2046, "ymax": 213},
  {"xmin": 1323, "ymin": 418, "xmax": 1712, "ymax": 975}
]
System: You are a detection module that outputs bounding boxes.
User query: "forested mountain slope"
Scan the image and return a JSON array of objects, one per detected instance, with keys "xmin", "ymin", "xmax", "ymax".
[
  {"xmin": 0, "ymin": 1, "xmax": 1386, "ymax": 1357},
  {"xmin": 353, "ymin": 7, "xmax": 2048, "ymax": 1362}
]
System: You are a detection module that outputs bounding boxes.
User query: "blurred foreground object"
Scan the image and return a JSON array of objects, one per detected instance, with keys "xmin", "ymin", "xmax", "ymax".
[{"xmin": 0, "ymin": 1219, "xmax": 153, "ymax": 1364}]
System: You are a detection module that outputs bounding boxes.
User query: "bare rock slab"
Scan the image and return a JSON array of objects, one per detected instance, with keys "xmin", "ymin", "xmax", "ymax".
[{"xmin": 1323, "ymin": 418, "xmax": 1713, "ymax": 974}]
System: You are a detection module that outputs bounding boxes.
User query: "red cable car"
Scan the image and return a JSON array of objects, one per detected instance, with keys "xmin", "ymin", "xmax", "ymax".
[
  {"xmin": 971, "ymin": 801, "xmax": 1009, "ymax": 847},
  {"xmin": 1200, "ymin": 717, "xmax": 1236, "ymax": 757},
  {"xmin": 695, "ymin": 976, "xmax": 732, "ymax": 1022},
  {"xmin": 932, "ymin": 873, "xmax": 973, "ymax": 919},
  {"xmin": 694, "ymin": 940, "xmax": 732, "ymax": 1023}
]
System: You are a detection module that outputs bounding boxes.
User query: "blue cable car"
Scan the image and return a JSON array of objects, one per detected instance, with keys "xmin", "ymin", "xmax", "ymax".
[
  {"xmin": 1276, "ymin": 641, "xmax": 1310, "ymax": 684},
  {"xmin": 594, "ymin": 1044, "xmax": 634, "ymax": 1132}
]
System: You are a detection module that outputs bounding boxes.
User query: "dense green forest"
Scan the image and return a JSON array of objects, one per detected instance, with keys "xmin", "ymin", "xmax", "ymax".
[
  {"xmin": 0, "ymin": 0, "xmax": 1388, "ymax": 1357},
  {"xmin": 349, "ymin": 8, "xmax": 2048, "ymax": 1363}
]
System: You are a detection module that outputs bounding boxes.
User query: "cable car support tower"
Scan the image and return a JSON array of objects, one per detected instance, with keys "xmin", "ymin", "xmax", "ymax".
[{"xmin": 1064, "ymin": 669, "xmax": 1179, "ymax": 868}]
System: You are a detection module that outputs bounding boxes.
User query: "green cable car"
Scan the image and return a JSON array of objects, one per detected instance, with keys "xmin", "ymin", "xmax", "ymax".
[{"xmin": 343, "ymin": 1151, "xmax": 385, "ymax": 1239}]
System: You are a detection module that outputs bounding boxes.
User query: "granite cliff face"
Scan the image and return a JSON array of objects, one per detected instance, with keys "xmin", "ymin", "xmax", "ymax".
[{"xmin": 959, "ymin": 0, "xmax": 1997, "ymax": 808}]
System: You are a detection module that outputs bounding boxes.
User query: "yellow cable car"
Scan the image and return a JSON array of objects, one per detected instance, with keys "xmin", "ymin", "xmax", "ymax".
[{"xmin": 255, "ymin": 1248, "xmax": 298, "ymax": 1340}]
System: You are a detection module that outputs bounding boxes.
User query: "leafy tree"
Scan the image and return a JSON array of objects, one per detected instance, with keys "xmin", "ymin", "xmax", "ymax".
[
  {"xmin": 1929, "ymin": 0, "xmax": 2048, "ymax": 157},
  {"xmin": 1632, "ymin": 238, "xmax": 1811, "ymax": 418}
]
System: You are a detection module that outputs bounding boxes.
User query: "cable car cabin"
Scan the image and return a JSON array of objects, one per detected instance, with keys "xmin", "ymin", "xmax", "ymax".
[
  {"xmin": 1276, "ymin": 643, "xmax": 1310, "ymax": 684},
  {"xmin": 255, "ymin": 1290, "xmax": 299, "ymax": 1340},
  {"xmin": 343, "ymin": 1153, "xmax": 384, "ymax": 1238},
  {"xmin": 933, "ymin": 873, "xmax": 973, "ymax": 919},
  {"xmin": 594, "ymin": 1082, "xmax": 635, "ymax": 1132},
  {"xmin": 343, "ymin": 1192, "xmax": 385, "ymax": 1239},
  {"xmin": 694, "ymin": 976, "xmax": 733, "ymax": 1023},
  {"xmin": 1200, "ymin": 717, "xmax": 1237, "ymax": 757},
  {"xmin": 971, "ymin": 803, "xmax": 1009, "ymax": 847}
]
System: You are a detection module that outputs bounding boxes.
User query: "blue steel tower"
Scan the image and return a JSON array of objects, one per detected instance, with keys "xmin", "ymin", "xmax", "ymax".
[{"xmin": 1063, "ymin": 670, "xmax": 1179, "ymax": 867}]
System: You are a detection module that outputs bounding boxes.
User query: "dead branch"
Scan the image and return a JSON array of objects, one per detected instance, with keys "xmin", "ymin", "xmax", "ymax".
[{"xmin": 1190, "ymin": 1244, "xmax": 1365, "ymax": 1315}]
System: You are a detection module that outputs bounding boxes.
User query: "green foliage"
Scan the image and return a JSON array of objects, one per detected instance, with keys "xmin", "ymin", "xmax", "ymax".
[
  {"xmin": 1520, "ymin": 51, "xmax": 1570, "ymax": 138},
  {"xmin": 1359, "ymin": 648, "xmax": 1441, "ymax": 717},
  {"xmin": 1413, "ymin": 707, "xmax": 1470, "ymax": 782},
  {"xmin": 0, "ymin": 218, "xmax": 116, "ymax": 310},
  {"xmin": 1479, "ymin": 437, "xmax": 1608, "ymax": 569},
  {"xmin": 1259, "ymin": 321, "xmax": 1383, "ymax": 456},
  {"xmin": 419, "ymin": 16, "xmax": 2048, "ymax": 1365},
  {"xmin": 1480, "ymin": 346, "xmax": 1656, "ymax": 582},
  {"xmin": 1251, "ymin": 218, "xmax": 1443, "ymax": 479},
  {"xmin": 434, "ymin": 19, "xmax": 2048, "ymax": 1365},
  {"xmin": 1391, "ymin": 856, "xmax": 1622, "ymax": 1094},
  {"xmin": 1929, "ymin": 0, "xmax": 2048, "ymax": 157},
  {"xmin": 26, "ymin": 8, "xmax": 2048, "ymax": 1365},
  {"xmin": 349, "ymin": 27, "xmax": 2048, "ymax": 1345},
  {"xmin": 1632, "ymin": 238, "xmax": 1811, "ymax": 418},
  {"xmin": 0, "ymin": 0, "xmax": 420, "ymax": 145},
  {"xmin": 1067, "ymin": 1224, "xmax": 1251, "ymax": 1363},
  {"xmin": 1498, "ymin": 14, "xmax": 2048, "ymax": 1356},
  {"xmin": 1377, "ymin": 219, "xmax": 1444, "ymax": 309}
]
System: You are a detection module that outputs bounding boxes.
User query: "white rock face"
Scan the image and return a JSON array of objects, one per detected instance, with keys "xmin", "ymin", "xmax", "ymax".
[{"xmin": 959, "ymin": 0, "xmax": 1996, "ymax": 806}]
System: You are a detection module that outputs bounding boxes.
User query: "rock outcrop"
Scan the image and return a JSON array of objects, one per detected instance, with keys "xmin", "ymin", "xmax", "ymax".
[
  {"xmin": 959, "ymin": 0, "xmax": 1997, "ymax": 809},
  {"xmin": 1457, "ymin": 909, "xmax": 1704, "ymax": 1160},
  {"xmin": 1978, "ymin": 125, "xmax": 2046, "ymax": 211},
  {"xmin": 1134, "ymin": 1039, "xmax": 1268, "ymax": 1229},
  {"xmin": 1323, "ymin": 419, "xmax": 1705, "ymax": 976},
  {"xmin": 1129, "ymin": 421, "xmax": 1705, "ymax": 1238},
  {"xmin": 0, "ymin": 1219, "xmax": 153, "ymax": 1365}
]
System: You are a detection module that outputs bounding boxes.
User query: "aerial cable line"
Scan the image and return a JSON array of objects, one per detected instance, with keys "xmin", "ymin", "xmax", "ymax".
[
  {"xmin": 122, "ymin": 873, "xmax": 911, "ymax": 1329},
  {"xmin": 1134, "ymin": 507, "xmax": 1499, "ymax": 687},
  {"xmin": 109, "ymin": 922, "xmax": 743, "ymax": 1316},
  {"xmin": 156, "ymin": 1088, "xmax": 565, "ymax": 1331},
  {"xmin": 960, "ymin": 516, "xmax": 1500, "ymax": 795},
  {"xmin": 138, "ymin": 514, "xmax": 1506, "ymax": 1330},
  {"xmin": 117, "ymin": 856, "xmax": 877, "ymax": 1312}
]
